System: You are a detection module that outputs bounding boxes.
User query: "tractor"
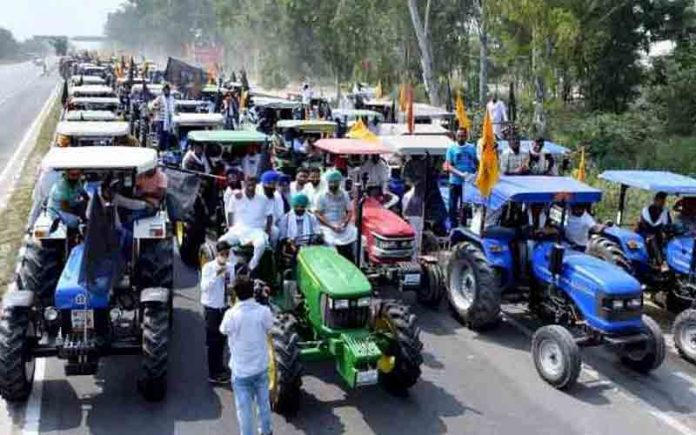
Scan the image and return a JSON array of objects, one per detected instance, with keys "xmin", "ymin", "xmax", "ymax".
[
  {"xmin": 272, "ymin": 120, "xmax": 337, "ymax": 178},
  {"xmin": 54, "ymin": 121, "xmax": 134, "ymax": 147},
  {"xmin": 589, "ymin": 170, "xmax": 696, "ymax": 363},
  {"xmin": 205, "ymin": 237, "xmax": 423, "ymax": 415},
  {"xmin": 1, "ymin": 146, "xmax": 174, "ymax": 402},
  {"xmin": 447, "ymin": 176, "xmax": 665, "ymax": 389},
  {"xmin": 311, "ymin": 137, "xmax": 446, "ymax": 307}
]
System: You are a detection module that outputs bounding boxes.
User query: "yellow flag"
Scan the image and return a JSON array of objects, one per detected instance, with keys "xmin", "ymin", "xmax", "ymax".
[
  {"xmin": 346, "ymin": 118, "xmax": 379, "ymax": 142},
  {"xmin": 398, "ymin": 83, "xmax": 407, "ymax": 112},
  {"xmin": 375, "ymin": 80, "xmax": 383, "ymax": 99},
  {"xmin": 455, "ymin": 92, "xmax": 471, "ymax": 131},
  {"xmin": 475, "ymin": 110, "xmax": 500, "ymax": 198},
  {"xmin": 576, "ymin": 147, "xmax": 586, "ymax": 182},
  {"xmin": 240, "ymin": 90, "xmax": 249, "ymax": 109}
]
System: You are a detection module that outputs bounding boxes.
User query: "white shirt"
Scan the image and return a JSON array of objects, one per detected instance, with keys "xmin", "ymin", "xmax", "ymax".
[
  {"xmin": 358, "ymin": 159, "xmax": 389, "ymax": 189},
  {"xmin": 200, "ymin": 260, "xmax": 236, "ymax": 309},
  {"xmin": 487, "ymin": 100, "xmax": 508, "ymax": 124},
  {"xmin": 227, "ymin": 191, "xmax": 273, "ymax": 230},
  {"xmin": 564, "ymin": 211, "xmax": 597, "ymax": 247},
  {"xmin": 290, "ymin": 181, "xmax": 316, "ymax": 202},
  {"xmin": 219, "ymin": 299, "xmax": 274, "ymax": 378},
  {"xmin": 256, "ymin": 186, "xmax": 284, "ymax": 224},
  {"xmin": 242, "ymin": 153, "xmax": 260, "ymax": 178}
]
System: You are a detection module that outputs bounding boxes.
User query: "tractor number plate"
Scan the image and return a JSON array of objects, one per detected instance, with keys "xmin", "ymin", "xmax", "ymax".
[
  {"xmin": 402, "ymin": 273, "xmax": 420, "ymax": 286},
  {"xmin": 71, "ymin": 310, "xmax": 94, "ymax": 329},
  {"xmin": 356, "ymin": 369, "xmax": 379, "ymax": 386}
]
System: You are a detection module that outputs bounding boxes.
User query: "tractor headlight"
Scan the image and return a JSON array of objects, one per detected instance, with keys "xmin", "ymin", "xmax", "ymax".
[
  {"xmin": 611, "ymin": 299, "xmax": 625, "ymax": 310},
  {"xmin": 627, "ymin": 240, "xmax": 641, "ymax": 250},
  {"xmin": 331, "ymin": 299, "xmax": 350, "ymax": 310},
  {"xmin": 44, "ymin": 307, "xmax": 59, "ymax": 322},
  {"xmin": 356, "ymin": 297, "xmax": 371, "ymax": 308},
  {"xmin": 626, "ymin": 297, "xmax": 642, "ymax": 309}
]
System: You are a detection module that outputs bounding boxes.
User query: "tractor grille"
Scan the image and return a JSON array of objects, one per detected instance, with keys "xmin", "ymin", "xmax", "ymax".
[{"xmin": 322, "ymin": 297, "xmax": 370, "ymax": 330}]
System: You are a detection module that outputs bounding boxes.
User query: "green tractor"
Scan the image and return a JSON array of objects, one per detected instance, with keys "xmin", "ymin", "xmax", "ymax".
[{"xmin": 222, "ymin": 240, "xmax": 423, "ymax": 415}]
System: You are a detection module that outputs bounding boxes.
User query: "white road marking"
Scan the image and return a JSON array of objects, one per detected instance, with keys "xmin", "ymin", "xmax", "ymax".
[
  {"xmin": 0, "ymin": 82, "xmax": 60, "ymax": 209},
  {"xmin": 502, "ymin": 313, "xmax": 696, "ymax": 435},
  {"xmin": 22, "ymin": 358, "xmax": 45, "ymax": 435}
]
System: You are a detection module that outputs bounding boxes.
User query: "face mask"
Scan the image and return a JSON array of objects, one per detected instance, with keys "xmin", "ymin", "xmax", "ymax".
[
  {"xmin": 295, "ymin": 208, "xmax": 305, "ymax": 216},
  {"xmin": 329, "ymin": 184, "xmax": 339, "ymax": 193}
]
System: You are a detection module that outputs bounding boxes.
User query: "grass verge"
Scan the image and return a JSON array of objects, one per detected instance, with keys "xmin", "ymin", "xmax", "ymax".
[{"xmin": 0, "ymin": 96, "xmax": 62, "ymax": 296}]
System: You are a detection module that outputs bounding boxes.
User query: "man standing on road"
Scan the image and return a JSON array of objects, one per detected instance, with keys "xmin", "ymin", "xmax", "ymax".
[
  {"xmin": 219, "ymin": 276, "xmax": 274, "ymax": 435},
  {"xmin": 445, "ymin": 128, "xmax": 478, "ymax": 227},
  {"xmin": 200, "ymin": 241, "xmax": 235, "ymax": 385}
]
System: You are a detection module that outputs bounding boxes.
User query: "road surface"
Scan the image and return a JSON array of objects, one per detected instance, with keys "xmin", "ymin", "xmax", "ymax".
[
  {"xmin": 0, "ymin": 247, "xmax": 695, "ymax": 434},
  {"xmin": 0, "ymin": 61, "xmax": 58, "ymax": 173}
]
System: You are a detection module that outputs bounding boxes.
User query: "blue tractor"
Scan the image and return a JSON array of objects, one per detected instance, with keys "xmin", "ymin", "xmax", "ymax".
[
  {"xmin": 0, "ymin": 147, "xmax": 174, "ymax": 402},
  {"xmin": 446, "ymin": 176, "xmax": 665, "ymax": 389},
  {"xmin": 590, "ymin": 170, "xmax": 696, "ymax": 363}
]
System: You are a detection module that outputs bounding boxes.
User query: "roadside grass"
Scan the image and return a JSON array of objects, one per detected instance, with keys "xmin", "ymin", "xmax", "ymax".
[{"xmin": 0, "ymin": 97, "xmax": 61, "ymax": 296}]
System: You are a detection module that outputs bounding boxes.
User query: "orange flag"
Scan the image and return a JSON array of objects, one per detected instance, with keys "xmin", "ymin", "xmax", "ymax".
[
  {"xmin": 475, "ymin": 110, "xmax": 500, "ymax": 197},
  {"xmin": 406, "ymin": 84, "xmax": 415, "ymax": 135}
]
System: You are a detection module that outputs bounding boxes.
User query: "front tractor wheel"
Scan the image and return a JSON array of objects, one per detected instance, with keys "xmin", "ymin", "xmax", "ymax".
[
  {"xmin": 138, "ymin": 302, "xmax": 170, "ymax": 401},
  {"xmin": 674, "ymin": 309, "xmax": 696, "ymax": 364},
  {"xmin": 0, "ymin": 308, "xmax": 35, "ymax": 402},
  {"xmin": 620, "ymin": 315, "xmax": 666, "ymax": 373},
  {"xmin": 374, "ymin": 300, "xmax": 423, "ymax": 394},
  {"xmin": 447, "ymin": 242, "xmax": 501, "ymax": 330},
  {"xmin": 531, "ymin": 325, "xmax": 581, "ymax": 390},
  {"xmin": 269, "ymin": 314, "xmax": 302, "ymax": 416},
  {"xmin": 416, "ymin": 262, "xmax": 445, "ymax": 308}
]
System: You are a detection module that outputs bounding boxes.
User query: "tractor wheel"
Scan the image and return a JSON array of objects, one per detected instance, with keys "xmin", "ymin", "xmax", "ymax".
[
  {"xmin": 620, "ymin": 315, "xmax": 665, "ymax": 373},
  {"xmin": 446, "ymin": 242, "xmax": 501, "ymax": 330},
  {"xmin": 136, "ymin": 239, "xmax": 174, "ymax": 327},
  {"xmin": 374, "ymin": 300, "xmax": 423, "ymax": 393},
  {"xmin": 138, "ymin": 302, "xmax": 170, "ymax": 402},
  {"xmin": 17, "ymin": 239, "xmax": 62, "ymax": 304},
  {"xmin": 0, "ymin": 308, "xmax": 35, "ymax": 402},
  {"xmin": 587, "ymin": 237, "xmax": 632, "ymax": 274},
  {"xmin": 531, "ymin": 325, "xmax": 581, "ymax": 390},
  {"xmin": 674, "ymin": 309, "xmax": 696, "ymax": 364},
  {"xmin": 417, "ymin": 262, "xmax": 444, "ymax": 308},
  {"xmin": 269, "ymin": 313, "xmax": 302, "ymax": 415}
]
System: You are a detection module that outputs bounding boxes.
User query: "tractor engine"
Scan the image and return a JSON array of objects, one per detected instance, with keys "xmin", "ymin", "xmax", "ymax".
[{"xmin": 362, "ymin": 198, "xmax": 416, "ymax": 264}]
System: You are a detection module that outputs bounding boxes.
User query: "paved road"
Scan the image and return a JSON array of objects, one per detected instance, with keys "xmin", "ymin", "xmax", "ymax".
[
  {"xmin": 0, "ymin": 248, "xmax": 695, "ymax": 434},
  {"xmin": 0, "ymin": 61, "xmax": 58, "ymax": 172}
]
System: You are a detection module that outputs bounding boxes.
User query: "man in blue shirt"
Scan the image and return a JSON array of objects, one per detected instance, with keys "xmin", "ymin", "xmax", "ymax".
[{"xmin": 445, "ymin": 129, "xmax": 478, "ymax": 227}]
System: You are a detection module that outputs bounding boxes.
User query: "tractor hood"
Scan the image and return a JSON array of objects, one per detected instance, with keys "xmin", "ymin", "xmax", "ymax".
[
  {"xmin": 297, "ymin": 246, "xmax": 371, "ymax": 299},
  {"xmin": 560, "ymin": 252, "xmax": 641, "ymax": 295},
  {"xmin": 362, "ymin": 198, "xmax": 414, "ymax": 239}
]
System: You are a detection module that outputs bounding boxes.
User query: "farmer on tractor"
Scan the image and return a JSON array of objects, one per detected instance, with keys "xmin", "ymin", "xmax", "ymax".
[
  {"xmin": 445, "ymin": 128, "xmax": 478, "ymax": 227},
  {"xmin": 638, "ymin": 191, "xmax": 672, "ymax": 240},
  {"xmin": 564, "ymin": 203, "xmax": 606, "ymax": 250},
  {"xmin": 358, "ymin": 154, "xmax": 390, "ymax": 197},
  {"xmin": 257, "ymin": 170, "xmax": 285, "ymax": 246},
  {"xmin": 220, "ymin": 174, "xmax": 273, "ymax": 273},
  {"xmin": 279, "ymin": 193, "xmax": 322, "ymax": 255},
  {"xmin": 315, "ymin": 169, "xmax": 357, "ymax": 260},
  {"xmin": 47, "ymin": 169, "xmax": 88, "ymax": 229}
]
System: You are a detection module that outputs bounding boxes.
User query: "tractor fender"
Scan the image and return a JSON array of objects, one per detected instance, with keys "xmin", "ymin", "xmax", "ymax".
[
  {"xmin": 32, "ymin": 212, "xmax": 67, "ymax": 240},
  {"xmin": 2, "ymin": 290, "xmax": 34, "ymax": 308},
  {"xmin": 601, "ymin": 226, "xmax": 649, "ymax": 264},
  {"xmin": 133, "ymin": 211, "xmax": 169, "ymax": 240},
  {"xmin": 449, "ymin": 226, "xmax": 514, "ymax": 287},
  {"xmin": 140, "ymin": 287, "xmax": 170, "ymax": 304},
  {"xmin": 666, "ymin": 236, "xmax": 694, "ymax": 275}
]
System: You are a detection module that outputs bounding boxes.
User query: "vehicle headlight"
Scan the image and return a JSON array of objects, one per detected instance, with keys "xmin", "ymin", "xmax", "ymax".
[
  {"xmin": 356, "ymin": 297, "xmax": 371, "ymax": 307},
  {"xmin": 627, "ymin": 240, "xmax": 641, "ymax": 250},
  {"xmin": 44, "ymin": 307, "xmax": 59, "ymax": 322},
  {"xmin": 331, "ymin": 299, "xmax": 350, "ymax": 310},
  {"xmin": 626, "ymin": 298, "xmax": 642, "ymax": 309},
  {"xmin": 611, "ymin": 299, "xmax": 624, "ymax": 310}
]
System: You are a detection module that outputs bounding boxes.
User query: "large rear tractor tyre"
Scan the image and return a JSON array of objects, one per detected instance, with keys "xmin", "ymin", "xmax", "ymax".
[
  {"xmin": 0, "ymin": 308, "xmax": 35, "ymax": 402},
  {"xmin": 620, "ymin": 315, "xmax": 666, "ymax": 373},
  {"xmin": 674, "ymin": 309, "xmax": 696, "ymax": 364},
  {"xmin": 375, "ymin": 300, "xmax": 423, "ymax": 394},
  {"xmin": 447, "ymin": 242, "xmax": 501, "ymax": 330},
  {"xmin": 531, "ymin": 325, "xmax": 581, "ymax": 390},
  {"xmin": 17, "ymin": 240, "xmax": 63, "ymax": 304},
  {"xmin": 138, "ymin": 302, "xmax": 170, "ymax": 402},
  {"xmin": 417, "ymin": 263, "xmax": 444, "ymax": 308},
  {"xmin": 137, "ymin": 239, "xmax": 174, "ymax": 327},
  {"xmin": 270, "ymin": 313, "xmax": 302, "ymax": 416},
  {"xmin": 587, "ymin": 237, "xmax": 633, "ymax": 274}
]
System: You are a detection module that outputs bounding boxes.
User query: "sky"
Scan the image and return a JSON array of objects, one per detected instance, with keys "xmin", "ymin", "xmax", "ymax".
[{"xmin": 0, "ymin": 0, "xmax": 126, "ymax": 40}]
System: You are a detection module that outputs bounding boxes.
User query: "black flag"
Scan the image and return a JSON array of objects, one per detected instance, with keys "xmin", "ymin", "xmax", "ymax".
[{"xmin": 78, "ymin": 196, "xmax": 121, "ymax": 297}]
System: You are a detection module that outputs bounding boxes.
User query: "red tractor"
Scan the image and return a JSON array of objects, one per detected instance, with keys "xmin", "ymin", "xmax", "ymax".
[{"xmin": 313, "ymin": 138, "xmax": 445, "ymax": 307}]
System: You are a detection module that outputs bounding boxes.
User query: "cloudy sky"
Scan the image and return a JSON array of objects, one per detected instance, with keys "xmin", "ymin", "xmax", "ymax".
[{"xmin": 0, "ymin": 0, "xmax": 126, "ymax": 40}]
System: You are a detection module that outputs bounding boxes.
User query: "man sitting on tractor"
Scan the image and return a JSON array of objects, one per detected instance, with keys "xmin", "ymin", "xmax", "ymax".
[
  {"xmin": 279, "ymin": 193, "xmax": 321, "ymax": 256},
  {"xmin": 182, "ymin": 142, "xmax": 212, "ymax": 173},
  {"xmin": 529, "ymin": 137, "xmax": 555, "ymax": 175},
  {"xmin": 47, "ymin": 169, "xmax": 88, "ymax": 229},
  {"xmin": 564, "ymin": 203, "xmax": 606, "ymax": 250},
  {"xmin": 257, "ymin": 170, "xmax": 285, "ymax": 245},
  {"xmin": 315, "ymin": 169, "xmax": 357, "ymax": 260},
  {"xmin": 499, "ymin": 135, "xmax": 530, "ymax": 175},
  {"xmin": 638, "ymin": 191, "xmax": 672, "ymax": 262},
  {"xmin": 220, "ymin": 174, "xmax": 273, "ymax": 273}
]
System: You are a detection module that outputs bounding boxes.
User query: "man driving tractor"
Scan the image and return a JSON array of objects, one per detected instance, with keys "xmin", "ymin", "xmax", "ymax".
[
  {"xmin": 47, "ymin": 169, "xmax": 88, "ymax": 228},
  {"xmin": 278, "ymin": 193, "xmax": 322, "ymax": 255},
  {"xmin": 314, "ymin": 169, "xmax": 357, "ymax": 260}
]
